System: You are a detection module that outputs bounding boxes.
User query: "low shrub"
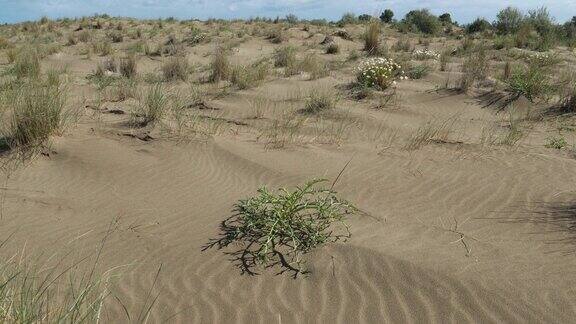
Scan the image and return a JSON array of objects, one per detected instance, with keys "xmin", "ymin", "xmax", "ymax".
[
  {"xmin": 407, "ymin": 64, "xmax": 432, "ymax": 79},
  {"xmin": 402, "ymin": 9, "xmax": 441, "ymax": 35},
  {"xmin": 326, "ymin": 43, "xmax": 339, "ymax": 54},
  {"xmin": 274, "ymin": 45, "xmax": 297, "ymax": 68},
  {"xmin": 208, "ymin": 179, "xmax": 356, "ymax": 272},
  {"xmin": 545, "ymin": 136, "xmax": 567, "ymax": 149},
  {"xmin": 230, "ymin": 61, "xmax": 270, "ymax": 89},
  {"xmin": 356, "ymin": 57, "xmax": 407, "ymax": 90},
  {"xmin": 459, "ymin": 46, "xmax": 489, "ymax": 90}
]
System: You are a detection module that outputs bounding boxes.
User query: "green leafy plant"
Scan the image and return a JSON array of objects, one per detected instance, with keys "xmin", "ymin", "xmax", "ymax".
[
  {"xmin": 407, "ymin": 64, "xmax": 432, "ymax": 79},
  {"xmin": 302, "ymin": 87, "xmax": 339, "ymax": 114},
  {"xmin": 2, "ymin": 78, "xmax": 68, "ymax": 155},
  {"xmin": 356, "ymin": 57, "xmax": 407, "ymax": 90},
  {"xmin": 506, "ymin": 65, "xmax": 552, "ymax": 102},
  {"xmin": 133, "ymin": 83, "xmax": 168, "ymax": 127},
  {"xmin": 207, "ymin": 179, "xmax": 356, "ymax": 274},
  {"xmin": 545, "ymin": 136, "xmax": 567, "ymax": 149}
]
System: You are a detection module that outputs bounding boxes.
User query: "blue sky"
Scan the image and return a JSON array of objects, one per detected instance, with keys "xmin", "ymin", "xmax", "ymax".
[{"xmin": 1, "ymin": 0, "xmax": 575, "ymax": 24}]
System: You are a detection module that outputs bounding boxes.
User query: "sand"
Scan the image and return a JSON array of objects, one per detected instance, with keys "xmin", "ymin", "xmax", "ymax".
[{"xmin": 1, "ymin": 19, "xmax": 576, "ymax": 323}]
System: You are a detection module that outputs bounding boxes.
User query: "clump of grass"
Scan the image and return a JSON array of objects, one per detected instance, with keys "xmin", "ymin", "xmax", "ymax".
[
  {"xmin": 562, "ymin": 86, "xmax": 576, "ymax": 113},
  {"xmin": 303, "ymin": 87, "xmax": 338, "ymax": 114},
  {"xmin": 162, "ymin": 56, "xmax": 190, "ymax": 81},
  {"xmin": 299, "ymin": 54, "xmax": 329, "ymax": 80},
  {"xmin": 6, "ymin": 48, "xmax": 18, "ymax": 63},
  {"xmin": 363, "ymin": 20, "xmax": 381, "ymax": 55},
  {"xmin": 207, "ymin": 179, "xmax": 356, "ymax": 273},
  {"xmin": 407, "ymin": 64, "xmax": 432, "ymax": 79},
  {"xmin": 230, "ymin": 61, "xmax": 270, "ymax": 89},
  {"xmin": 12, "ymin": 47, "xmax": 41, "ymax": 79},
  {"xmin": 325, "ymin": 43, "xmax": 339, "ymax": 54},
  {"xmin": 267, "ymin": 27, "xmax": 286, "ymax": 44},
  {"xmin": 404, "ymin": 118, "xmax": 455, "ymax": 150},
  {"xmin": 347, "ymin": 50, "xmax": 360, "ymax": 61},
  {"xmin": 208, "ymin": 47, "xmax": 230, "ymax": 83},
  {"xmin": 0, "ymin": 247, "xmax": 108, "ymax": 322},
  {"xmin": 506, "ymin": 65, "xmax": 552, "ymax": 103},
  {"xmin": 439, "ymin": 49, "xmax": 451, "ymax": 71},
  {"xmin": 498, "ymin": 109, "xmax": 525, "ymax": 146},
  {"xmin": 545, "ymin": 136, "xmax": 567, "ymax": 149},
  {"xmin": 111, "ymin": 77, "xmax": 138, "ymax": 101},
  {"xmin": 92, "ymin": 39, "xmax": 113, "ymax": 56},
  {"xmin": 108, "ymin": 31, "xmax": 124, "ymax": 43},
  {"xmin": 77, "ymin": 30, "xmax": 91, "ymax": 42},
  {"xmin": 2, "ymin": 78, "xmax": 67, "ymax": 152},
  {"xmin": 0, "ymin": 37, "xmax": 10, "ymax": 49},
  {"xmin": 459, "ymin": 46, "xmax": 489, "ymax": 91},
  {"xmin": 119, "ymin": 55, "xmax": 137, "ymax": 78},
  {"xmin": 94, "ymin": 57, "xmax": 117, "ymax": 78},
  {"xmin": 65, "ymin": 33, "xmax": 77, "ymax": 46},
  {"xmin": 133, "ymin": 83, "xmax": 168, "ymax": 127},
  {"xmin": 392, "ymin": 38, "xmax": 412, "ymax": 52},
  {"xmin": 274, "ymin": 45, "xmax": 297, "ymax": 68}
]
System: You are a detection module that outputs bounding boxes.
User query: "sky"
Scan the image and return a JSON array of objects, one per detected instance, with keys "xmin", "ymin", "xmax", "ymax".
[{"xmin": 1, "ymin": 0, "xmax": 575, "ymax": 25}]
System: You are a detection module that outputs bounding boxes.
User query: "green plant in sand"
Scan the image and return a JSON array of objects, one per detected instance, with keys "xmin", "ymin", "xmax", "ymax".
[{"xmin": 208, "ymin": 179, "xmax": 357, "ymax": 274}]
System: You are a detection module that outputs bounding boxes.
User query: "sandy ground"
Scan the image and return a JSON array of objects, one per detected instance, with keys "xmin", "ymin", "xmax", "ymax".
[{"xmin": 1, "ymin": 19, "xmax": 576, "ymax": 323}]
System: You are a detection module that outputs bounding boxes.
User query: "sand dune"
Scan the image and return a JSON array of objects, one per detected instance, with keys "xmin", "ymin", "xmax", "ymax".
[{"xmin": 1, "ymin": 15, "xmax": 576, "ymax": 323}]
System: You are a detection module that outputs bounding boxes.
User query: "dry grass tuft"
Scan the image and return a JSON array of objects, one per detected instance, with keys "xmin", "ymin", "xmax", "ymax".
[
  {"xmin": 230, "ymin": 61, "xmax": 270, "ymax": 89},
  {"xmin": 208, "ymin": 46, "xmax": 230, "ymax": 83},
  {"xmin": 363, "ymin": 21, "xmax": 382, "ymax": 55},
  {"xmin": 119, "ymin": 55, "xmax": 137, "ymax": 78},
  {"xmin": 302, "ymin": 86, "xmax": 338, "ymax": 114},
  {"xmin": 162, "ymin": 56, "xmax": 190, "ymax": 81}
]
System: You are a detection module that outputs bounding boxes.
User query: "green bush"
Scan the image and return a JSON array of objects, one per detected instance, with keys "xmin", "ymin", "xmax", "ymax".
[
  {"xmin": 380, "ymin": 9, "xmax": 394, "ymax": 23},
  {"xmin": 402, "ymin": 9, "xmax": 441, "ymax": 34},
  {"xmin": 230, "ymin": 61, "xmax": 270, "ymax": 89},
  {"xmin": 506, "ymin": 65, "xmax": 553, "ymax": 102},
  {"xmin": 407, "ymin": 64, "xmax": 432, "ymax": 79},
  {"xmin": 495, "ymin": 7, "xmax": 525, "ymax": 35},
  {"xmin": 209, "ymin": 179, "xmax": 356, "ymax": 272},
  {"xmin": 545, "ymin": 136, "xmax": 567, "ymax": 149},
  {"xmin": 326, "ymin": 43, "xmax": 339, "ymax": 54},
  {"xmin": 467, "ymin": 18, "xmax": 492, "ymax": 34},
  {"xmin": 12, "ymin": 47, "xmax": 40, "ymax": 79},
  {"xmin": 3, "ymin": 78, "xmax": 67, "ymax": 151}
]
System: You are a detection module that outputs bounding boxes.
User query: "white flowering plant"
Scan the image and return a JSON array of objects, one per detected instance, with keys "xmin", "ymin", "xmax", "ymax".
[
  {"xmin": 356, "ymin": 57, "xmax": 407, "ymax": 90},
  {"xmin": 413, "ymin": 49, "xmax": 440, "ymax": 60},
  {"xmin": 528, "ymin": 52, "xmax": 559, "ymax": 68}
]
